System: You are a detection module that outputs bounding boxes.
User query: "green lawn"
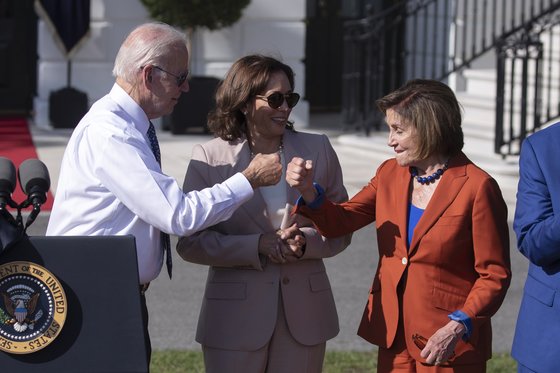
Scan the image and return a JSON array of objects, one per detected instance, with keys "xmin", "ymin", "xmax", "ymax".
[{"xmin": 151, "ymin": 350, "xmax": 516, "ymax": 372}]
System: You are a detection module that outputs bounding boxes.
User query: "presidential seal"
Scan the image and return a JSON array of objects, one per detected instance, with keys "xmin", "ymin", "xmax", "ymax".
[{"xmin": 0, "ymin": 261, "xmax": 67, "ymax": 354}]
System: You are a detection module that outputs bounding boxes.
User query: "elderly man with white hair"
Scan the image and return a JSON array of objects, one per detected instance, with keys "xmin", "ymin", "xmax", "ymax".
[{"xmin": 47, "ymin": 22, "xmax": 282, "ymax": 362}]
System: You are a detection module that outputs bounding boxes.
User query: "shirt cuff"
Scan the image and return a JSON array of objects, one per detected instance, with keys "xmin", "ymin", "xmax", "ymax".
[
  {"xmin": 448, "ymin": 310, "xmax": 472, "ymax": 340},
  {"xmin": 295, "ymin": 183, "xmax": 325, "ymax": 209},
  {"xmin": 227, "ymin": 172, "xmax": 254, "ymax": 201}
]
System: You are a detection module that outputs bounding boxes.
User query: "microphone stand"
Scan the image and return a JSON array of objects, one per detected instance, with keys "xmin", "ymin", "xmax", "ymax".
[
  {"xmin": 0, "ymin": 197, "xmax": 20, "ymax": 228},
  {"xmin": 0, "ymin": 195, "xmax": 43, "ymax": 236},
  {"xmin": 20, "ymin": 201, "xmax": 42, "ymax": 232},
  {"xmin": 0, "ymin": 199, "xmax": 25, "ymax": 253},
  {"xmin": 17, "ymin": 197, "xmax": 43, "ymax": 233}
]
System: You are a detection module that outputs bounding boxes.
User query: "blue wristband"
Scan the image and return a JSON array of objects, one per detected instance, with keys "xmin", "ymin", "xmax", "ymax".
[
  {"xmin": 448, "ymin": 310, "xmax": 472, "ymax": 340},
  {"xmin": 295, "ymin": 182, "xmax": 325, "ymax": 209}
]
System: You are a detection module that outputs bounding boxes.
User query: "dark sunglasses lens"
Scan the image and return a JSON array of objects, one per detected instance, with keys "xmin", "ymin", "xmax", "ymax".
[
  {"xmin": 286, "ymin": 93, "xmax": 300, "ymax": 108},
  {"xmin": 267, "ymin": 92, "xmax": 284, "ymax": 109},
  {"xmin": 265, "ymin": 93, "xmax": 300, "ymax": 109}
]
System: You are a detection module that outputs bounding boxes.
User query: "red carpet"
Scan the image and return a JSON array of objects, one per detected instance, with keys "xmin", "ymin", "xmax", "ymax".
[{"xmin": 0, "ymin": 118, "xmax": 53, "ymax": 211}]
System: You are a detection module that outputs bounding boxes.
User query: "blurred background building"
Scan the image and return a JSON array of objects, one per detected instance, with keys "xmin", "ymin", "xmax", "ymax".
[{"xmin": 3, "ymin": 0, "xmax": 560, "ymax": 160}]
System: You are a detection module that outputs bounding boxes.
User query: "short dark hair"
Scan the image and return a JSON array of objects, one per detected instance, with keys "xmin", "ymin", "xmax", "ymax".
[
  {"xmin": 376, "ymin": 79, "xmax": 464, "ymax": 159},
  {"xmin": 208, "ymin": 54, "xmax": 296, "ymax": 141}
]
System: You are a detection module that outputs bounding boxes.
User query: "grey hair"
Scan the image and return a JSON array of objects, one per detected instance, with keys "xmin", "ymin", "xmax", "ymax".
[{"xmin": 112, "ymin": 22, "xmax": 187, "ymax": 83}]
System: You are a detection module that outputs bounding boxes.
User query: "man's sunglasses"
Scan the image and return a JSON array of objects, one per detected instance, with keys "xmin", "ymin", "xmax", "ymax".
[
  {"xmin": 153, "ymin": 65, "xmax": 189, "ymax": 87},
  {"xmin": 412, "ymin": 333, "xmax": 455, "ymax": 366},
  {"xmin": 255, "ymin": 92, "xmax": 300, "ymax": 109}
]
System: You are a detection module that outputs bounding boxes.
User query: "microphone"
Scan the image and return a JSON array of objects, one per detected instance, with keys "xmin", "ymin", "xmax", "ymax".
[
  {"xmin": 0, "ymin": 157, "xmax": 16, "ymax": 202},
  {"xmin": 18, "ymin": 159, "xmax": 51, "ymax": 229},
  {"xmin": 18, "ymin": 159, "xmax": 51, "ymax": 206},
  {"xmin": 0, "ymin": 157, "xmax": 17, "ymax": 226}
]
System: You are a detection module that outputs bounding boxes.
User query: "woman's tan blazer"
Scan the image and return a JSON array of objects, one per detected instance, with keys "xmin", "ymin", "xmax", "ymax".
[{"xmin": 177, "ymin": 129, "xmax": 351, "ymax": 351}]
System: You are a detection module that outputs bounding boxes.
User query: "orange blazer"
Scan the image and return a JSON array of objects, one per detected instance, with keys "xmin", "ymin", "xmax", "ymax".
[{"xmin": 296, "ymin": 152, "xmax": 511, "ymax": 365}]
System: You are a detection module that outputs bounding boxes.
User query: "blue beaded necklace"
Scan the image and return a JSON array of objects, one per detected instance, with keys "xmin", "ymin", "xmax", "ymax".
[{"xmin": 410, "ymin": 162, "xmax": 449, "ymax": 185}]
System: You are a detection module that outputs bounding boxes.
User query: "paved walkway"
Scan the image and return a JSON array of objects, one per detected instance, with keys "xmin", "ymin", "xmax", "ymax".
[{"xmin": 27, "ymin": 117, "xmax": 526, "ymax": 354}]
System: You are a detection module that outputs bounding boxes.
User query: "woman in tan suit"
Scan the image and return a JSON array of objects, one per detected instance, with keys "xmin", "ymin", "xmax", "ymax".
[
  {"xmin": 286, "ymin": 79, "xmax": 511, "ymax": 372},
  {"xmin": 176, "ymin": 55, "xmax": 351, "ymax": 373}
]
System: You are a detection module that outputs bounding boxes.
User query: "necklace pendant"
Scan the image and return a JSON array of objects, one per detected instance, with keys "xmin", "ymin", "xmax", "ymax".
[{"xmin": 249, "ymin": 141, "xmax": 284, "ymax": 158}]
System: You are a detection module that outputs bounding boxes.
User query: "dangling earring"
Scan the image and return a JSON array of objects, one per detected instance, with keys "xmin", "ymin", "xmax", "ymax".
[{"xmin": 242, "ymin": 111, "xmax": 248, "ymax": 116}]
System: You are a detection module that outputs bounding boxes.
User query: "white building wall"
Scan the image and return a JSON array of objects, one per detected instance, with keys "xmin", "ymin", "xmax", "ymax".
[{"xmin": 34, "ymin": 0, "xmax": 308, "ymax": 129}]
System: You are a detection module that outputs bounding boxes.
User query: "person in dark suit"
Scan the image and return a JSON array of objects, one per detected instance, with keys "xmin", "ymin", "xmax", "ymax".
[
  {"xmin": 176, "ymin": 54, "xmax": 351, "ymax": 373},
  {"xmin": 286, "ymin": 79, "xmax": 512, "ymax": 372},
  {"xmin": 512, "ymin": 122, "xmax": 560, "ymax": 373}
]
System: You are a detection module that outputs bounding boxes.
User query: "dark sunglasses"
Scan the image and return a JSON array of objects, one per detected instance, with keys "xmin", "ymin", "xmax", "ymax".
[
  {"xmin": 412, "ymin": 333, "xmax": 455, "ymax": 366},
  {"xmin": 153, "ymin": 65, "xmax": 189, "ymax": 87},
  {"xmin": 255, "ymin": 92, "xmax": 300, "ymax": 109}
]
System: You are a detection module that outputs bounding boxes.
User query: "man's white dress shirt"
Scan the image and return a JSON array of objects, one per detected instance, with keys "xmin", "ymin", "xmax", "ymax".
[{"xmin": 47, "ymin": 84, "xmax": 254, "ymax": 284}]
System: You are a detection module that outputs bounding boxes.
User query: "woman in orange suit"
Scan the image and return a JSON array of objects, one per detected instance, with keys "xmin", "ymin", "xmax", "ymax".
[{"xmin": 286, "ymin": 79, "xmax": 511, "ymax": 372}]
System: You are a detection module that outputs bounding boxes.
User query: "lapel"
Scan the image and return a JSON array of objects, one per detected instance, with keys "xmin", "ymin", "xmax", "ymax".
[
  {"xmin": 384, "ymin": 160, "xmax": 411, "ymax": 257},
  {"xmin": 395, "ymin": 165, "xmax": 412, "ymax": 252},
  {"xmin": 408, "ymin": 153, "xmax": 469, "ymax": 255},
  {"xmin": 280, "ymin": 131, "xmax": 317, "ymax": 229},
  {"xmin": 221, "ymin": 138, "xmax": 272, "ymax": 231}
]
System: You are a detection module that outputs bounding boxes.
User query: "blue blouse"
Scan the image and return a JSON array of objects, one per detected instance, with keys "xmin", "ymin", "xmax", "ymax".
[{"xmin": 407, "ymin": 203, "xmax": 424, "ymax": 248}]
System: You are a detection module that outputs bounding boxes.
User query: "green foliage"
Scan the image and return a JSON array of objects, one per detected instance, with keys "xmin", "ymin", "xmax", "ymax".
[
  {"xmin": 140, "ymin": 0, "xmax": 251, "ymax": 31},
  {"xmin": 322, "ymin": 350, "xmax": 377, "ymax": 373},
  {"xmin": 487, "ymin": 352, "xmax": 518, "ymax": 373},
  {"xmin": 151, "ymin": 350, "xmax": 517, "ymax": 373},
  {"xmin": 150, "ymin": 350, "xmax": 205, "ymax": 373}
]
